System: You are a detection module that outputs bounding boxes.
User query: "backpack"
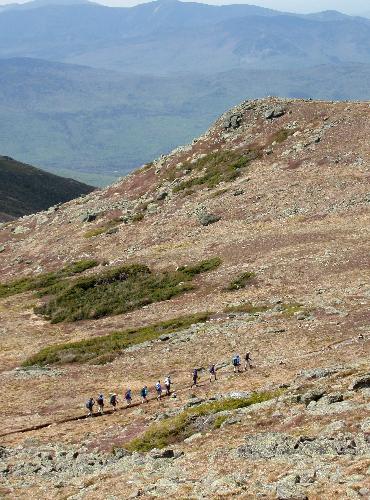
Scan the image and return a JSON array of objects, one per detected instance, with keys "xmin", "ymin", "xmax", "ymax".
[
  {"xmin": 125, "ymin": 391, "xmax": 131, "ymax": 399},
  {"xmin": 86, "ymin": 399, "xmax": 93, "ymax": 409},
  {"xmin": 155, "ymin": 383, "xmax": 161, "ymax": 391},
  {"xmin": 232, "ymin": 357, "xmax": 238, "ymax": 366},
  {"xmin": 110, "ymin": 395, "xmax": 116, "ymax": 405},
  {"xmin": 97, "ymin": 396, "xmax": 104, "ymax": 406}
]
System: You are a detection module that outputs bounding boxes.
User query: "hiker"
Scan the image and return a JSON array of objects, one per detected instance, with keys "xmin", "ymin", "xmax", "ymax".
[
  {"xmin": 97, "ymin": 394, "xmax": 104, "ymax": 414},
  {"xmin": 125, "ymin": 389, "xmax": 132, "ymax": 406},
  {"xmin": 232, "ymin": 354, "xmax": 241, "ymax": 373},
  {"xmin": 164, "ymin": 375, "xmax": 171, "ymax": 396},
  {"xmin": 110, "ymin": 393, "xmax": 118, "ymax": 410},
  {"xmin": 155, "ymin": 381, "xmax": 162, "ymax": 400},
  {"xmin": 191, "ymin": 368, "xmax": 199, "ymax": 387},
  {"xmin": 86, "ymin": 397, "xmax": 95, "ymax": 417},
  {"xmin": 244, "ymin": 352, "xmax": 252, "ymax": 370},
  {"xmin": 358, "ymin": 333, "xmax": 364, "ymax": 341},
  {"xmin": 140, "ymin": 385, "xmax": 148, "ymax": 404},
  {"xmin": 209, "ymin": 363, "xmax": 217, "ymax": 382}
]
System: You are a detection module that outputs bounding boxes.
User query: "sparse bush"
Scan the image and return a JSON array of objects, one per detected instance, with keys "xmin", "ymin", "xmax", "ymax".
[
  {"xmin": 83, "ymin": 218, "xmax": 121, "ymax": 238},
  {"xmin": 224, "ymin": 303, "xmax": 269, "ymax": 314},
  {"xmin": 226, "ymin": 271, "xmax": 255, "ymax": 291},
  {"xmin": 23, "ymin": 312, "xmax": 212, "ymax": 366},
  {"xmin": 171, "ymin": 149, "xmax": 261, "ymax": 193},
  {"xmin": 270, "ymin": 128, "xmax": 296, "ymax": 144},
  {"xmin": 0, "ymin": 259, "xmax": 98, "ymax": 299},
  {"xmin": 125, "ymin": 392, "xmax": 279, "ymax": 452},
  {"xmin": 35, "ymin": 258, "xmax": 221, "ymax": 323}
]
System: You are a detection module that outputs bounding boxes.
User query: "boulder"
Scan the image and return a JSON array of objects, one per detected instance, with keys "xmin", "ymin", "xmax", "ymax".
[
  {"xmin": 301, "ymin": 389, "xmax": 325, "ymax": 406},
  {"xmin": 264, "ymin": 106, "xmax": 285, "ymax": 120},
  {"xmin": 350, "ymin": 374, "xmax": 370, "ymax": 391},
  {"xmin": 80, "ymin": 213, "xmax": 97, "ymax": 223},
  {"xmin": 198, "ymin": 213, "xmax": 221, "ymax": 226},
  {"xmin": 223, "ymin": 113, "xmax": 243, "ymax": 130},
  {"xmin": 149, "ymin": 448, "xmax": 175, "ymax": 459}
]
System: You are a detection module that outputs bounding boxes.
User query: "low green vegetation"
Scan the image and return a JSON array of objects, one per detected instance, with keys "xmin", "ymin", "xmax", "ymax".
[
  {"xmin": 226, "ymin": 271, "xmax": 255, "ymax": 291},
  {"xmin": 280, "ymin": 302, "xmax": 308, "ymax": 317},
  {"xmin": 83, "ymin": 219, "xmax": 121, "ymax": 238},
  {"xmin": 125, "ymin": 392, "xmax": 278, "ymax": 452},
  {"xmin": 0, "ymin": 259, "xmax": 99, "ymax": 299},
  {"xmin": 35, "ymin": 257, "xmax": 221, "ymax": 323},
  {"xmin": 23, "ymin": 312, "xmax": 211, "ymax": 366},
  {"xmin": 224, "ymin": 303, "xmax": 269, "ymax": 315},
  {"xmin": 172, "ymin": 149, "xmax": 261, "ymax": 193},
  {"xmin": 270, "ymin": 128, "xmax": 296, "ymax": 144}
]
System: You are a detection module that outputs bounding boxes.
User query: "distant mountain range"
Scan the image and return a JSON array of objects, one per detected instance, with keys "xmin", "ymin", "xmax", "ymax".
[
  {"xmin": 0, "ymin": 155, "xmax": 94, "ymax": 221},
  {"xmin": 0, "ymin": 0, "xmax": 369, "ymax": 185},
  {"xmin": 1, "ymin": 1, "xmax": 370, "ymax": 75}
]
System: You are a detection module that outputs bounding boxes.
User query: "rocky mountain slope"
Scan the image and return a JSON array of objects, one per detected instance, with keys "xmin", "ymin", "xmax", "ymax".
[
  {"xmin": 0, "ymin": 97, "xmax": 369, "ymax": 499},
  {"xmin": 0, "ymin": 155, "xmax": 94, "ymax": 222}
]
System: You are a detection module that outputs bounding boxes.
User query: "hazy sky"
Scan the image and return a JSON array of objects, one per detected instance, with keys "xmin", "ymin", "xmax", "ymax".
[{"xmin": 1, "ymin": 0, "xmax": 369, "ymax": 15}]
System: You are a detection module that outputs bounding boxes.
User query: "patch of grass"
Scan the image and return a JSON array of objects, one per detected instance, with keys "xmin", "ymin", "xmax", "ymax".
[
  {"xmin": 22, "ymin": 312, "xmax": 212, "ymax": 366},
  {"xmin": 125, "ymin": 392, "xmax": 278, "ymax": 452},
  {"xmin": 213, "ymin": 414, "xmax": 228, "ymax": 429},
  {"xmin": 178, "ymin": 257, "xmax": 222, "ymax": 278},
  {"xmin": 280, "ymin": 302, "xmax": 304, "ymax": 317},
  {"xmin": 225, "ymin": 272, "xmax": 255, "ymax": 291},
  {"xmin": 224, "ymin": 303, "xmax": 269, "ymax": 315},
  {"xmin": 35, "ymin": 258, "xmax": 221, "ymax": 323},
  {"xmin": 132, "ymin": 212, "xmax": 144, "ymax": 223},
  {"xmin": 83, "ymin": 219, "xmax": 121, "ymax": 238},
  {"xmin": 270, "ymin": 128, "xmax": 296, "ymax": 144},
  {"xmin": 0, "ymin": 259, "xmax": 99, "ymax": 299},
  {"xmin": 171, "ymin": 149, "xmax": 261, "ymax": 193}
]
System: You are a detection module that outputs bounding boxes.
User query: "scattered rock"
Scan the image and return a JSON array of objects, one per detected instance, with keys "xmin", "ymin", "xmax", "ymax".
[
  {"xmin": 276, "ymin": 474, "xmax": 308, "ymax": 500},
  {"xmin": 0, "ymin": 245, "xmax": 5, "ymax": 253},
  {"xmin": 301, "ymin": 389, "xmax": 325, "ymax": 406}
]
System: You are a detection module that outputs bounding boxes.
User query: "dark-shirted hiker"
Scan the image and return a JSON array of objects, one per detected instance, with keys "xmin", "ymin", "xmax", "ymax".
[
  {"xmin": 244, "ymin": 351, "xmax": 252, "ymax": 370},
  {"xmin": 110, "ymin": 393, "xmax": 118, "ymax": 410},
  {"xmin": 191, "ymin": 368, "xmax": 199, "ymax": 388},
  {"xmin": 125, "ymin": 389, "xmax": 132, "ymax": 406},
  {"xmin": 209, "ymin": 364, "xmax": 217, "ymax": 382},
  {"xmin": 97, "ymin": 394, "xmax": 104, "ymax": 414},
  {"xmin": 86, "ymin": 397, "xmax": 95, "ymax": 417},
  {"xmin": 140, "ymin": 386, "xmax": 148, "ymax": 404},
  {"xmin": 232, "ymin": 354, "xmax": 241, "ymax": 373},
  {"xmin": 155, "ymin": 381, "xmax": 162, "ymax": 400}
]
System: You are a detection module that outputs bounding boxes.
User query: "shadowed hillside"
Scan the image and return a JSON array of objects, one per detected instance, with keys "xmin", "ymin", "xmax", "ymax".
[{"xmin": 0, "ymin": 155, "xmax": 94, "ymax": 221}]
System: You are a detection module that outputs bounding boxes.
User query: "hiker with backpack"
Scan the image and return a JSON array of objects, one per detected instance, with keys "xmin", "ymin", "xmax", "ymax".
[
  {"xmin": 97, "ymin": 394, "xmax": 104, "ymax": 414},
  {"xmin": 244, "ymin": 351, "xmax": 252, "ymax": 370},
  {"xmin": 164, "ymin": 375, "xmax": 171, "ymax": 396},
  {"xmin": 110, "ymin": 393, "xmax": 118, "ymax": 410},
  {"xmin": 140, "ymin": 385, "xmax": 148, "ymax": 404},
  {"xmin": 209, "ymin": 363, "xmax": 217, "ymax": 382},
  {"xmin": 155, "ymin": 381, "xmax": 162, "ymax": 400},
  {"xmin": 86, "ymin": 397, "xmax": 95, "ymax": 417},
  {"xmin": 191, "ymin": 368, "xmax": 199, "ymax": 387},
  {"xmin": 232, "ymin": 354, "xmax": 241, "ymax": 373},
  {"xmin": 125, "ymin": 389, "xmax": 132, "ymax": 406}
]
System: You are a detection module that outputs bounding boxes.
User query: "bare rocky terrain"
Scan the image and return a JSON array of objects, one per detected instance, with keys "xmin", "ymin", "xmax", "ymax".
[{"xmin": 0, "ymin": 97, "xmax": 369, "ymax": 499}]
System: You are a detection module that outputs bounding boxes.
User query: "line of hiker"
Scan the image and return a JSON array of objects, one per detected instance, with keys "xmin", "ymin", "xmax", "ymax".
[{"xmin": 85, "ymin": 352, "xmax": 253, "ymax": 416}]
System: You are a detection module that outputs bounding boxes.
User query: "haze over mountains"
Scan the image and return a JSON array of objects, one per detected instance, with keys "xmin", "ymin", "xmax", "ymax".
[{"xmin": 1, "ymin": 0, "xmax": 370, "ymax": 184}]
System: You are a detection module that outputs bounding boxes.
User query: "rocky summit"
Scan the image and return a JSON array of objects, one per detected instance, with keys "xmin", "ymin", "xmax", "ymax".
[{"xmin": 0, "ymin": 97, "xmax": 369, "ymax": 499}]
